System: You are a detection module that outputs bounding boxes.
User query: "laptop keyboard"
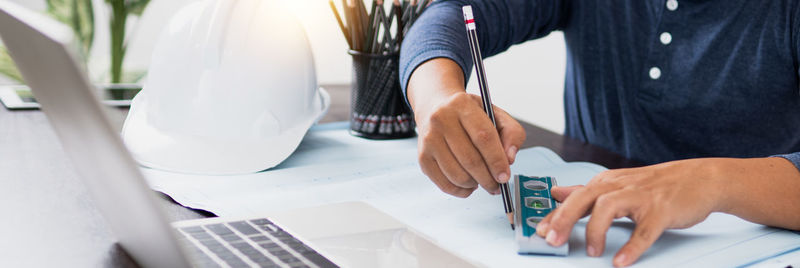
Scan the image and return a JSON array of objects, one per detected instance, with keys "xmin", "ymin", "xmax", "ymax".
[{"xmin": 177, "ymin": 218, "xmax": 338, "ymax": 268}]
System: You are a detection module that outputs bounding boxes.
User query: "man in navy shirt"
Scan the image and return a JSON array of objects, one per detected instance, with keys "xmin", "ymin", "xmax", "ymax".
[{"xmin": 399, "ymin": 0, "xmax": 800, "ymax": 266}]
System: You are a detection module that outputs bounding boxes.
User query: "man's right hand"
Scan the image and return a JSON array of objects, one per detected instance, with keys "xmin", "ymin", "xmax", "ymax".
[{"xmin": 408, "ymin": 58, "xmax": 526, "ymax": 198}]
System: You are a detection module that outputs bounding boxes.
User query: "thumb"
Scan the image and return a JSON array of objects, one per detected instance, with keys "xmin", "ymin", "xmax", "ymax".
[
  {"xmin": 551, "ymin": 185, "xmax": 584, "ymax": 202},
  {"xmin": 493, "ymin": 105, "xmax": 526, "ymax": 164}
]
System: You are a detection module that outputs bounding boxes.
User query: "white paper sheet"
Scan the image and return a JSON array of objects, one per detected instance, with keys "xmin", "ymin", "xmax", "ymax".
[{"xmin": 143, "ymin": 122, "xmax": 800, "ymax": 267}]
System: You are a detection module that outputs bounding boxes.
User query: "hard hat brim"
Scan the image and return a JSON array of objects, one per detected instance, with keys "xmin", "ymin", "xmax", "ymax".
[{"xmin": 121, "ymin": 88, "xmax": 331, "ymax": 175}]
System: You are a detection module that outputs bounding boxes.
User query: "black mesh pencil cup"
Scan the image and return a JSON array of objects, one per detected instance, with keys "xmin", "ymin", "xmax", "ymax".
[{"xmin": 348, "ymin": 50, "xmax": 415, "ymax": 139}]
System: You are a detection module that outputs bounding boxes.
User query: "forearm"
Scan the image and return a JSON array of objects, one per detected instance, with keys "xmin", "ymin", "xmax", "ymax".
[{"xmin": 715, "ymin": 157, "xmax": 800, "ymax": 230}]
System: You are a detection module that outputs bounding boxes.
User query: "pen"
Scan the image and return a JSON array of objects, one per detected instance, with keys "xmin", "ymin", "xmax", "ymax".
[{"xmin": 462, "ymin": 5, "xmax": 515, "ymax": 230}]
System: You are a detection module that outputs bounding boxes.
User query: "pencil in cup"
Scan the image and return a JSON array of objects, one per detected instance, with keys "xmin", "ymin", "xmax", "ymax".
[
  {"xmin": 348, "ymin": 50, "xmax": 415, "ymax": 139},
  {"xmin": 330, "ymin": 1, "xmax": 434, "ymax": 139}
]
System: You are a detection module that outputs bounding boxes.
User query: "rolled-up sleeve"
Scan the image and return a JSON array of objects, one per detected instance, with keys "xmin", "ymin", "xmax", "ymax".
[
  {"xmin": 398, "ymin": 0, "xmax": 572, "ymax": 107},
  {"xmin": 776, "ymin": 153, "xmax": 800, "ymax": 171},
  {"xmin": 783, "ymin": 6, "xmax": 800, "ymax": 172}
]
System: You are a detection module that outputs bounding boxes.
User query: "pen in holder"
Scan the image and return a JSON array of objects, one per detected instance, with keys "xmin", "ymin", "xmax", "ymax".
[{"xmin": 348, "ymin": 50, "xmax": 415, "ymax": 139}]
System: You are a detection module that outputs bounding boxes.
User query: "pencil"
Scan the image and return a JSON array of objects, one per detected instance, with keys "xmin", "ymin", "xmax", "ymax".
[
  {"xmin": 379, "ymin": 3, "xmax": 396, "ymax": 52},
  {"xmin": 357, "ymin": 0, "xmax": 370, "ymax": 34},
  {"xmin": 408, "ymin": 0, "xmax": 417, "ymax": 32},
  {"xmin": 414, "ymin": 0, "xmax": 428, "ymax": 24},
  {"xmin": 462, "ymin": 5, "xmax": 515, "ymax": 230},
  {"xmin": 342, "ymin": 0, "xmax": 355, "ymax": 50},
  {"xmin": 329, "ymin": 0, "xmax": 352, "ymax": 49},
  {"xmin": 394, "ymin": 0, "xmax": 403, "ymax": 45},
  {"xmin": 369, "ymin": 1, "xmax": 382, "ymax": 53},
  {"xmin": 366, "ymin": 0, "xmax": 380, "ymax": 52},
  {"xmin": 346, "ymin": 0, "xmax": 362, "ymax": 51}
]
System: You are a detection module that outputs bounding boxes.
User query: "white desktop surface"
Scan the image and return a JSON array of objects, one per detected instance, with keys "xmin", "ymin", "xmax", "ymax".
[{"xmin": 144, "ymin": 122, "xmax": 800, "ymax": 267}]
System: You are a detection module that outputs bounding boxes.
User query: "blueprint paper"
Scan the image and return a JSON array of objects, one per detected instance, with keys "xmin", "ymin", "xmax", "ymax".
[{"xmin": 143, "ymin": 122, "xmax": 800, "ymax": 267}]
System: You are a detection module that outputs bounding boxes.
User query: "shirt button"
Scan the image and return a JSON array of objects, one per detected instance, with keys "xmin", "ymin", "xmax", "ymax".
[
  {"xmin": 666, "ymin": 0, "xmax": 678, "ymax": 11},
  {"xmin": 660, "ymin": 32, "xmax": 672, "ymax": 45},
  {"xmin": 649, "ymin": 67, "xmax": 662, "ymax": 80}
]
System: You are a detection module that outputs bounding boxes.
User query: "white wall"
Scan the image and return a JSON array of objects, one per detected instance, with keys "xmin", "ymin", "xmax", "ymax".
[
  {"xmin": 3, "ymin": 0, "xmax": 566, "ymax": 134},
  {"xmin": 466, "ymin": 34, "xmax": 566, "ymax": 134},
  {"xmin": 7, "ymin": 0, "xmax": 43, "ymax": 10}
]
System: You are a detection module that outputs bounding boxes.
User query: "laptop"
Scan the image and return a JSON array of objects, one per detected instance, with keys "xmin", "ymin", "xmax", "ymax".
[{"xmin": 0, "ymin": 1, "xmax": 478, "ymax": 267}]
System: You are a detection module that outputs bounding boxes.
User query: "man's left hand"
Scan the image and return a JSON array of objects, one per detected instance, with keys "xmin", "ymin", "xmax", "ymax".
[{"xmin": 534, "ymin": 158, "xmax": 729, "ymax": 267}]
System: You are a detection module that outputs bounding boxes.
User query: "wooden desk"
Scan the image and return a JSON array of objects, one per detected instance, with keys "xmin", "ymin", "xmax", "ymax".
[{"xmin": 0, "ymin": 85, "xmax": 636, "ymax": 267}]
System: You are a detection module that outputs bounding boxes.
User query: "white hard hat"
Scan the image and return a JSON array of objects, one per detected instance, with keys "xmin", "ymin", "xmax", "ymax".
[{"xmin": 122, "ymin": 0, "xmax": 329, "ymax": 175}]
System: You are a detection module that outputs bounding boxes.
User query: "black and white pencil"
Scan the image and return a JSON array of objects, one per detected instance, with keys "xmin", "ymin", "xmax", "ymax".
[{"xmin": 462, "ymin": 5, "xmax": 515, "ymax": 230}]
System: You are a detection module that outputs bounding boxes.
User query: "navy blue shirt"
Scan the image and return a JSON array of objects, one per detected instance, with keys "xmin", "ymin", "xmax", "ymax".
[{"xmin": 399, "ymin": 0, "xmax": 800, "ymax": 169}]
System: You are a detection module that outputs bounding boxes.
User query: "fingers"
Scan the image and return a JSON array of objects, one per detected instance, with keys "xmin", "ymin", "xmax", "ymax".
[
  {"xmin": 493, "ymin": 106, "xmax": 526, "ymax": 164},
  {"xmin": 550, "ymin": 185, "xmax": 583, "ymax": 202},
  {"xmin": 539, "ymin": 179, "xmax": 665, "ymax": 267},
  {"xmin": 416, "ymin": 92, "xmax": 513, "ymax": 197},
  {"xmin": 441, "ymin": 121, "xmax": 500, "ymax": 193},
  {"xmin": 536, "ymin": 182, "xmax": 620, "ymax": 246},
  {"xmin": 420, "ymin": 94, "xmax": 497, "ymax": 195},
  {"xmin": 584, "ymin": 190, "xmax": 638, "ymax": 257},
  {"xmin": 458, "ymin": 101, "xmax": 511, "ymax": 184},
  {"xmin": 614, "ymin": 217, "xmax": 665, "ymax": 267},
  {"xmin": 433, "ymin": 138, "xmax": 479, "ymax": 189},
  {"xmin": 424, "ymin": 112, "xmax": 481, "ymax": 190},
  {"xmin": 418, "ymin": 153, "xmax": 476, "ymax": 198}
]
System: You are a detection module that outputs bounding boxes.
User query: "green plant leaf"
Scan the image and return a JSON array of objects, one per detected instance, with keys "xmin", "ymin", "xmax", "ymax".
[
  {"xmin": 126, "ymin": 0, "xmax": 151, "ymax": 16},
  {"xmin": 45, "ymin": 0, "xmax": 94, "ymax": 59},
  {"xmin": 0, "ymin": 46, "xmax": 23, "ymax": 83},
  {"xmin": 104, "ymin": 0, "xmax": 151, "ymax": 83},
  {"xmin": 73, "ymin": 0, "xmax": 94, "ymax": 58},
  {"xmin": 0, "ymin": 1, "xmax": 94, "ymax": 84},
  {"xmin": 45, "ymin": 0, "xmax": 73, "ymax": 25}
]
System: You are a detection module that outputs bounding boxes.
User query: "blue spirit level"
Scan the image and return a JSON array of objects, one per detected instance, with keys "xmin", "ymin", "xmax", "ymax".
[{"xmin": 513, "ymin": 175, "xmax": 568, "ymax": 256}]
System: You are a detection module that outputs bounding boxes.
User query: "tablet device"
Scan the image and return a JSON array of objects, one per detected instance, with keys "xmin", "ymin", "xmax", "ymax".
[{"xmin": 0, "ymin": 84, "xmax": 141, "ymax": 110}]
